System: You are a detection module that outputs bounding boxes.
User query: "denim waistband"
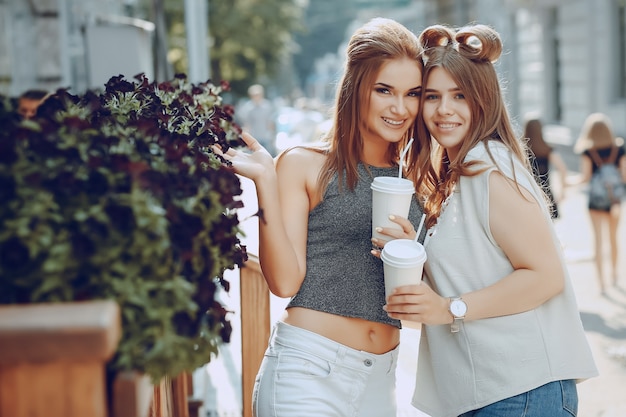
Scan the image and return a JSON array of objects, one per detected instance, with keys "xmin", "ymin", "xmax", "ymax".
[{"xmin": 270, "ymin": 321, "xmax": 399, "ymax": 372}]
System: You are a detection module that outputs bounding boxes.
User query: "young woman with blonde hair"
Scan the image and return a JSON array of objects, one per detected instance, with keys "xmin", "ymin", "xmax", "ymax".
[
  {"xmin": 220, "ymin": 17, "xmax": 424, "ymax": 416},
  {"xmin": 384, "ymin": 23, "xmax": 597, "ymax": 417},
  {"xmin": 575, "ymin": 112, "xmax": 626, "ymax": 292}
]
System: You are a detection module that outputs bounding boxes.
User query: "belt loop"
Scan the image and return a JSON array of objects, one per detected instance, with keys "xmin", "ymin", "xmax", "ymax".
[
  {"xmin": 387, "ymin": 349, "xmax": 397, "ymax": 374},
  {"xmin": 268, "ymin": 322, "xmax": 278, "ymax": 345},
  {"xmin": 335, "ymin": 344, "xmax": 346, "ymax": 363}
]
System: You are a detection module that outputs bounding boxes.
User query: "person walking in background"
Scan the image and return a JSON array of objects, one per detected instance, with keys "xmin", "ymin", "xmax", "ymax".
[
  {"xmin": 291, "ymin": 97, "xmax": 326, "ymax": 143},
  {"xmin": 384, "ymin": 23, "xmax": 597, "ymax": 417},
  {"xmin": 574, "ymin": 112, "xmax": 626, "ymax": 293},
  {"xmin": 523, "ymin": 116, "xmax": 569, "ymax": 219},
  {"xmin": 17, "ymin": 89, "xmax": 48, "ymax": 119},
  {"xmin": 238, "ymin": 84, "xmax": 277, "ymax": 156},
  {"xmin": 218, "ymin": 17, "xmax": 424, "ymax": 417}
]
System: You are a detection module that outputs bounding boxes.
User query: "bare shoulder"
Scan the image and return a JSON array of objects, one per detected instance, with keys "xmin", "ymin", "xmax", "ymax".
[
  {"xmin": 276, "ymin": 146, "xmax": 327, "ymax": 200},
  {"xmin": 276, "ymin": 146, "xmax": 326, "ymax": 176}
]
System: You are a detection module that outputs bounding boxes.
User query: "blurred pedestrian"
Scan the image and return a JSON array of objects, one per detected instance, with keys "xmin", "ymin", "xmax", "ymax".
[
  {"xmin": 574, "ymin": 112, "xmax": 626, "ymax": 292},
  {"xmin": 238, "ymin": 84, "xmax": 277, "ymax": 156},
  {"xmin": 384, "ymin": 23, "xmax": 598, "ymax": 417},
  {"xmin": 291, "ymin": 97, "xmax": 325, "ymax": 144},
  {"xmin": 219, "ymin": 17, "xmax": 423, "ymax": 417},
  {"xmin": 523, "ymin": 117, "xmax": 569, "ymax": 219},
  {"xmin": 17, "ymin": 89, "xmax": 48, "ymax": 119}
]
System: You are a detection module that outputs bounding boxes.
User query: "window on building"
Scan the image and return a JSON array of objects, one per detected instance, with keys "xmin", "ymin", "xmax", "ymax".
[
  {"xmin": 547, "ymin": 8, "xmax": 562, "ymax": 121},
  {"xmin": 617, "ymin": 0, "xmax": 626, "ymax": 98}
]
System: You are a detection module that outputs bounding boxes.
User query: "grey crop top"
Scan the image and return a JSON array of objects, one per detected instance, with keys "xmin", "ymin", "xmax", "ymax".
[{"xmin": 287, "ymin": 163, "xmax": 425, "ymax": 328}]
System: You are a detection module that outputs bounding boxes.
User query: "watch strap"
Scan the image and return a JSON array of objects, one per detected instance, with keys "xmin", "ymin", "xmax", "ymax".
[
  {"xmin": 451, "ymin": 316, "xmax": 463, "ymax": 333},
  {"xmin": 449, "ymin": 296, "xmax": 466, "ymax": 333}
]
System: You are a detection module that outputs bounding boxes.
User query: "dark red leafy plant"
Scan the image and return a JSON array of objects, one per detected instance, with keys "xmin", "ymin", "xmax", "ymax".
[{"xmin": 0, "ymin": 74, "xmax": 247, "ymax": 381}]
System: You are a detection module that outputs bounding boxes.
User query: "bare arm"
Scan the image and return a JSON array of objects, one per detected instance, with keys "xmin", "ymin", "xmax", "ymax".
[
  {"xmin": 221, "ymin": 132, "xmax": 316, "ymax": 297},
  {"xmin": 549, "ymin": 151, "xmax": 569, "ymax": 196},
  {"xmin": 385, "ymin": 171, "xmax": 565, "ymax": 325},
  {"xmin": 579, "ymin": 154, "xmax": 593, "ymax": 183},
  {"xmin": 460, "ymin": 172, "xmax": 565, "ymax": 320},
  {"xmin": 258, "ymin": 148, "xmax": 317, "ymax": 297}
]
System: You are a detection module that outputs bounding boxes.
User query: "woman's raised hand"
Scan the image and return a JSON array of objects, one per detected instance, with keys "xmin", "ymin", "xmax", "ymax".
[{"xmin": 216, "ymin": 131, "xmax": 275, "ymax": 181}]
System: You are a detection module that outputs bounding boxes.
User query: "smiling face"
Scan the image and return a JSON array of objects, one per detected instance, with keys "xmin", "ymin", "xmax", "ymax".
[
  {"xmin": 361, "ymin": 57, "xmax": 422, "ymax": 150},
  {"xmin": 422, "ymin": 67, "xmax": 471, "ymax": 161}
]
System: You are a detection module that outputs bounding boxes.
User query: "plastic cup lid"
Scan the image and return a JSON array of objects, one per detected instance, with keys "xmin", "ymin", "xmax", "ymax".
[
  {"xmin": 371, "ymin": 176, "xmax": 414, "ymax": 194},
  {"xmin": 381, "ymin": 239, "xmax": 427, "ymax": 265}
]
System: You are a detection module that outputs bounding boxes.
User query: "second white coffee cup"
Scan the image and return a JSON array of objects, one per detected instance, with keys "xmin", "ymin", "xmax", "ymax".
[
  {"xmin": 371, "ymin": 176, "xmax": 415, "ymax": 241},
  {"xmin": 380, "ymin": 239, "xmax": 427, "ymax": 297}
]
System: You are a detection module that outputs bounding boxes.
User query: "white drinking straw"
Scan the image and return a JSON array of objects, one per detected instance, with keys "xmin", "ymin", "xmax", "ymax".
[
  {"xmin": 398, "ymin": 138, "xmax": 414, "ymax": 178},
  {"xmin": 414, "ymin": 213, "xmax": 426, "ymax": 242}
]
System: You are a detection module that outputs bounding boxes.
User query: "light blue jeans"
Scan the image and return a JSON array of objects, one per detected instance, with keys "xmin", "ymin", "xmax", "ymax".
[
  {"xmin": 459, "ymin": 379, "xmax": 578, "ymax": 417},
  {"xmin": 252, "ymin": 321, "xmax": 399, "ymax": 417}
]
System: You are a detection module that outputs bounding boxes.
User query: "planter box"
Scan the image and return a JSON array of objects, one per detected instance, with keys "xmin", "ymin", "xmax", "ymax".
[{"xmin": 0, "ymin": 300, "xmax": 121, "ymax": 417}]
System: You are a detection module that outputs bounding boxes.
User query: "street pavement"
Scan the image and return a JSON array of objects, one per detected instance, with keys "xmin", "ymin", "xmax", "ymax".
[
  {"xmin": 551, "ymin": 181, "xmax": 626, "ymax": 417},
  {"xmin": 201, "ymin": 173, "xmax": 626, "ymax": 417}
]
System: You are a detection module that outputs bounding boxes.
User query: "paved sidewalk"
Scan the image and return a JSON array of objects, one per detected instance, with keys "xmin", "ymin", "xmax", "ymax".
[
  {"xmin": 201, "ymin": 175, "xmax": 626, "ymax": 417},
  {"xmin": 553, "ymin": 182, "xmax": 626, "ymax": 417}
]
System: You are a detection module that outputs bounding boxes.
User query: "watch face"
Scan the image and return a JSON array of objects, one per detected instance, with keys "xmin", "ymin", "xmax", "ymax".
[{"xmin": 451, "ymin": 299, "xmax": 467, "ymax": 317}]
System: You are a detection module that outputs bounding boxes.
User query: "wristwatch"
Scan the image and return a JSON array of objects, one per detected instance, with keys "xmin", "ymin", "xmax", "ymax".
[{"xmin": 449, "ymin": 296, "xmax": 467, "ymax": 333}]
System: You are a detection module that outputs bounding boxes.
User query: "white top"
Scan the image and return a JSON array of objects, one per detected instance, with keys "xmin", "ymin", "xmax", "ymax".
[{"xmin": 413, "ymin": 141, "xmax": 598, "ymax": 417}]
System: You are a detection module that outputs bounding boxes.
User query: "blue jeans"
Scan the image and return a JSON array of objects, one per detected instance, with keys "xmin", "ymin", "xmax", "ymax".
[
  {"xmin": 252, "ymin": 321, "xmax": 398, "ymax": 417},
  {"xmin": 459, "ymin": 380, "xmax": 578, "ymax": 417}
]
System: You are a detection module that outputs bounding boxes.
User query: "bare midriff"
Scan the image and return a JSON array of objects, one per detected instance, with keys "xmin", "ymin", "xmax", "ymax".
[{"xmin": 282, "ymin": 307, "xmax": 400, "ymax": 354}]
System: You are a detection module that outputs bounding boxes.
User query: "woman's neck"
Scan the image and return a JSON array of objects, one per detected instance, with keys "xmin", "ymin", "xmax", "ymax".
[{"xmin": 361, "ymin": 144, "xmax": 394, "ymax": 168}]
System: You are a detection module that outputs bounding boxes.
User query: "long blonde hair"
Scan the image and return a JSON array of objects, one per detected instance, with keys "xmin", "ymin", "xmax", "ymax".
[
  {"xmin": 317, "ymin": 18, "xmax": 422, "ymax": 195},
  {"xmin": 413, "ymin": 24, "xmax": 530, "ymax": 229},
  {"xmin": 574, "ymin": 112, "xmax": 617, "ymax": 153}
]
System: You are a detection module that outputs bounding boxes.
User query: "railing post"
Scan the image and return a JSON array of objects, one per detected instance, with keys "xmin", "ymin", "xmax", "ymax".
[{"xmin": 240, "ymin": 255, "xmax": 271, "ymax": 417}]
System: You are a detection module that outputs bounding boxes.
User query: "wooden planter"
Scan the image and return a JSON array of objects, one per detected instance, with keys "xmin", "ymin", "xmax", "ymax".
[
  {"xmin": 0, "ymin": 300, "xmax": 121, "ymax": 417},
  {"xmin": 0, "ymin": 253, "xmax": 267, "ymax": 417}
]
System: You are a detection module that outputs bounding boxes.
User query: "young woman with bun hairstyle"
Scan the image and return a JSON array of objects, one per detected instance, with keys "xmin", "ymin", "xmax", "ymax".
[{"xmin": 384, "ymin": 24, "xmax": 598, "ymax": 417}]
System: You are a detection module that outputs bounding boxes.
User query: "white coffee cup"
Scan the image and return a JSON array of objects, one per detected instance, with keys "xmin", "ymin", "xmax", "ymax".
[
  {"xmin": 371, "ymin": 176, "xmax": 415, "ymax": 241},
  {"xmin": 380, "ymin": 239, "xmax": 427, "ymax": 297}
]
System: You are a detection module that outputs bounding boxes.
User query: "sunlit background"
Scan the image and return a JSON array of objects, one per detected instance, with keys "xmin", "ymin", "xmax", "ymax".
[
  {"xmin": 3, "ymin": 1, "xmax": 626, "ymax": 416},
  {"xmin": 3, "ymin": 0, "xmax": 626, "ymax": 142}
]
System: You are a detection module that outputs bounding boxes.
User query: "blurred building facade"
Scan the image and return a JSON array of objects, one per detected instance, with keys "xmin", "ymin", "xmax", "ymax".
[
  {"xmin": 307, "ymin": 0, "xmax": 626, "ymax": 141},
  {"xmin": 0, "ymin": 0, "xmax": 164, "ymax": 96},
  {"xmin": 2, "ymin": 0, "xmax": 625, "ymax": 141},
  {"xmin": 460, "ymin": 0, "xmax": 626, "ymax": 141}
]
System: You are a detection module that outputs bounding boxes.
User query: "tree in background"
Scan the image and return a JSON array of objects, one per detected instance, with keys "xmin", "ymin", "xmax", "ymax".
[
  {"xmin": 293, "ymin": 0, "xmax": 356, "ymax": 93},
  {"xmin": 210, "ymin": 0, "xmax": 304, "ymax": 96},
  {"xmin": 146, "ymin": 0, "xmax": 304, "ymax": 99}
]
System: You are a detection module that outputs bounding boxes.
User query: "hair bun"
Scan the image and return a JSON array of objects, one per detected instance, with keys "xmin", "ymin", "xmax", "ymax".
[
  {"xmin": 419, "ymin": 25, "xmax": 454, "ymax": 50},
  {"xmin": 419, "ymin": 24, "xmax": 502, "ymax": 64},
  {"xmin": 455, "ymin": 24, "xmax": 502, "ymax": 63}
]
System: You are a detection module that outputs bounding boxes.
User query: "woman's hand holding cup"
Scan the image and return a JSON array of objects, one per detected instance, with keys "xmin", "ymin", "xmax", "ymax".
[{"xmin": 371, "ymin": 214, "xmax": 417, "ymax": 257}]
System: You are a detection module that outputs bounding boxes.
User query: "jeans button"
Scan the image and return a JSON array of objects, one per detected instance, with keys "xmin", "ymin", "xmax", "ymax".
[{"xmin": 364, "ymin": 359, "xmax": 373, "ymax": 367}]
